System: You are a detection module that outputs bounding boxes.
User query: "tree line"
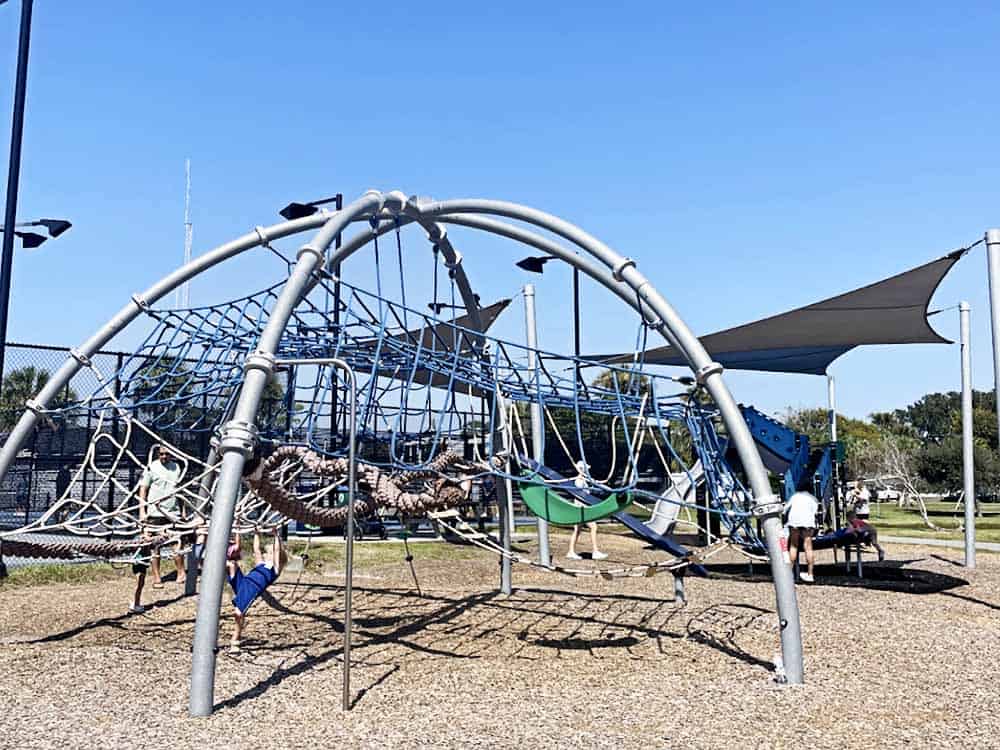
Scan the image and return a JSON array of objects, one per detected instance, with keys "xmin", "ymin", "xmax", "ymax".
[{"xmin": 784, "ymin": 389, "xmax": 1000, "ymax": 496}]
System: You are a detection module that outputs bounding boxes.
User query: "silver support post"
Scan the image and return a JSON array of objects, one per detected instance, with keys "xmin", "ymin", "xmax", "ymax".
[
  {"xmin": 523, "ymin": 284, "xmax": 550, "ymax": 566},
  {"xmin": 189, "ymin": 191, "xmax": 381, "ymax": 717},
  {"xmin": 495, "ymin": 395, "xmax": 514, "ymax": 594},
  {"xmin": 827, "ymin": 375, "xmax": 837, "ymax": 443},
  {"xmin": 274, "ymin": 358, "xmax": 357, "ymax": 710},
  {"xmin": 960, "ymin": 301, "xmax": 976, "ymax": 569},
  {"xmin": 827, "ymin": 373, "xmax": 841, "ymax": 538},
  {"xmin": 986, "ymin": 229, "xmax": 1000, "ymax": 452},
  {"xmin": 499, "ymin": 476, "xmax": 513, "ymax": 593}
]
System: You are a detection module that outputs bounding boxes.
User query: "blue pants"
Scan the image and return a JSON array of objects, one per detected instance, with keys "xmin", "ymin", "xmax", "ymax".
[{"xmin": 228, "ymin": 562, "xmax": 278, "ymax": 614}]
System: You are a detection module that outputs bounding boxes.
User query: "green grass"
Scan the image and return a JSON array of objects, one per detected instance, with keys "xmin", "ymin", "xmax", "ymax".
[
  {"xmin": 0, "ymin": 541, "xmax": 484, "ymax": 590},
  {"xmin": 2, "ymin": 562, "xmax": 126, "ymax": 589},
  {"xmin": 1, "ymin": 557, "xmax": 184, "ymax": 590},
  {"xmin": 867, "ymin": 501, "xmax": 1000, "ymax": 544},
  {"xmin": 287, "ymin": 539, "xmax": 485, "ymax": 568}
]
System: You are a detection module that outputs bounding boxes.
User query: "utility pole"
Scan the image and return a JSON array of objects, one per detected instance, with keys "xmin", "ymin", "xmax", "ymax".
[
  {"xmin": 177, "ymin": 159, "xmax": 193, "ymax": 308},
  {"xmin": 0, "ymin": 0, "xmax": 35, "ymax": 380},
  {"xmin": 985, "ymin": 229, "xmax": 1000, "ymax": 451}
]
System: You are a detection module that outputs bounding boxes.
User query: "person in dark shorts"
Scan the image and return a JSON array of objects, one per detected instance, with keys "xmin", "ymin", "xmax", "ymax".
[
  {"xmin": 226, "ymin": 529, "xmax": 288, "ymax": 650},
  {"xmin": 786, "ymin": 490, "xmax": 819, "ymax": 583},
  {"xmin": 129, "ymin": 544, "xmax": 151, "ymax": 614}
]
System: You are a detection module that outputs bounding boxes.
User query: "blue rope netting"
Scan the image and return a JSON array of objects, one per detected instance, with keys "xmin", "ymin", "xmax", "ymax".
[{"xmin": 46, "ymin": 266, "xmax": 761, "ymax": 547}]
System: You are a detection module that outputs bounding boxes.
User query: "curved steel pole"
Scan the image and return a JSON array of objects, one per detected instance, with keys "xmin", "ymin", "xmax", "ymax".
[
  {"xmin": 417, "ymin": 198, "xmax": 803, "ymax": 684},
  {"xmin": 189, "ymin": 191, "xmax": 383, "ymax": 717},
  {"xmin": 0, "ymin": 212, "xmax": 335, "ymax": 482}
]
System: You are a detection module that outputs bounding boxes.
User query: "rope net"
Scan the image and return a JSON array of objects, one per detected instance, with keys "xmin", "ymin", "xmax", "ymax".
[{"xmin": 2, "ymin": 223, "xmax": 767, "ymax": 566}]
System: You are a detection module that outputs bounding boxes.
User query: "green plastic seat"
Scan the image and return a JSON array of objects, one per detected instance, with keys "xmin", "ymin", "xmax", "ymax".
[{"xmin": 517, "ymin": 473, "xmax": 632, "ymax": 526}]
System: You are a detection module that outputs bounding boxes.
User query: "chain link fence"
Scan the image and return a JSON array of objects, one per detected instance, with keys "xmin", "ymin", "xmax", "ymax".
[{"xmin": 0, "ymin": 342, "xmax": 295, "ymax": 532}]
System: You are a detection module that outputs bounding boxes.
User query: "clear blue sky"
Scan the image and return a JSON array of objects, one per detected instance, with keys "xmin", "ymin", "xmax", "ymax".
[{"xmin": 1, "ymin": 1, "xmax": 998, "ymax": 419}]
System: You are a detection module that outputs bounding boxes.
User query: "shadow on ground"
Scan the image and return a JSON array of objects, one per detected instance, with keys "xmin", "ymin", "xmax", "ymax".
[{"xmin": 703, "ymin": 558, "xmax": 969, "ymax": 595}]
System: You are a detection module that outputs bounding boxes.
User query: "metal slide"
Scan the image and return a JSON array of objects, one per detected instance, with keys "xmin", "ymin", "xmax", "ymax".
[{"xmin": 646, "ymin": 460, "xmax": 703, "ymax": 536}]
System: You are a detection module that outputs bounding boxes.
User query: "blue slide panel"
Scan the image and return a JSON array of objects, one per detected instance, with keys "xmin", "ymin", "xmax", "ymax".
[{"xmin": 739, "ymin": 404, "xmax": 810, "ymax": 478}]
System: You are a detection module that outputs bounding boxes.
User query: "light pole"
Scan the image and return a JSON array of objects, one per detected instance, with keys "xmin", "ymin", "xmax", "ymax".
[
  {"xmin": 280, "ymin": 195, "xmax": 344, "ymax": 447},
  {"xmin": 516, "ymin": 255, "xmax": 582, "ymax": 383},
  {"xmin": 0, "ymin": 0, "xmax": 35, "ymax": 380}
]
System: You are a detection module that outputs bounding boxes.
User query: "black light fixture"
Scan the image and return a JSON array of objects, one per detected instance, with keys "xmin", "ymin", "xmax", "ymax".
[
  {"xmin": 515, "ymin": 255, "xmax": 555, "ymax": 274},
  {"xmin": 37, "ymin": 218, "xmax": 71, "ymax": 237},
  {"xmin": 279, "ymin": 202, "xmax": 318, "ymax": 220},
  {"xmin": 516, "ymin": 253, "xmax": 584, "ymax": 383},
  {"xmin": 2, "ymin": 218, "xmax": 73, "ymax": 248},
  {"xmin": 279, "ymin": 194, "xmax": 342, "ymax": 221},
  {"xmin": 14, "ymin": 230, "xmax": 44, "ymax": 248}
]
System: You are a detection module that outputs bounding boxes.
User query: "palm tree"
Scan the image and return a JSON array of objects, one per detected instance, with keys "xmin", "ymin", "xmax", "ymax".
[{"xmin": 0, "ymin": 366, "xmax": 78, "ymax": 432}]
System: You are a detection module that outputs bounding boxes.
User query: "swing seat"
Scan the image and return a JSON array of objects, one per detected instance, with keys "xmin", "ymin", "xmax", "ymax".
[{"xmin": 517, "ymin": 473, "xmax": 633, "ymax": 526}]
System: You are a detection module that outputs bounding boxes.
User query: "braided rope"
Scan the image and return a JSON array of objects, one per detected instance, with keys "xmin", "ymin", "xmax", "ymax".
[
  {"xmin": 2, "ymin": 535, "xmax": 169, "ymax": 561},
  {"xmin": 245, "ymin": 446, "xmax": 473, "ymax": 526}
]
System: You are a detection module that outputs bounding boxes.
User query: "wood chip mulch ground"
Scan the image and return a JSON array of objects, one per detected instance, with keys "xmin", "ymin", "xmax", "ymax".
[{"xmin": 2, "ymin": 532, "xmax": 998, "ymax": 750}]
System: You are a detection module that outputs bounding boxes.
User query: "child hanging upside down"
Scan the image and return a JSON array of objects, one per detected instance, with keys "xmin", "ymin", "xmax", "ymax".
[{"xmin": 226, "ymin": 528, "xmax": 288, "ymax": 650}]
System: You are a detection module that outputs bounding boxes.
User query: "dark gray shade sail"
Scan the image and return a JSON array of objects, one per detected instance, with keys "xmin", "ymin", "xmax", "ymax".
[
  {"xmin": 600, "ymin": 249, "xmax": 968, "ymax": 375},
  {"xmin": 383, "ymin": 298, "xmax": 510, "ymax": 397}
]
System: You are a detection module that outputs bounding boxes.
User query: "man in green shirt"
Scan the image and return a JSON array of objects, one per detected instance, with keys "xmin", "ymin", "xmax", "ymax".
[{"xmin": 139, "ymin": 445, "xmax": 185, "ymax": 587}]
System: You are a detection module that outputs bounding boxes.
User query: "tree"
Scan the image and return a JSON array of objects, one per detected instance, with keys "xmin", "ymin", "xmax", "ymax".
[
  {"xmin": 0, "ymin": 366, "xmax": 79, "ymax": 432},
  {"xmin": 918, "ymin": 436, "xmax": 1000, "ymax": 495},
  {"xmin": 126, "ymin": 355, "xmax": 289, "ymax": 434},
  {"xmin": 783, "ymin": 407, "xmax": 881, "ymax": 447},
  {"xmin": 850, "ymin": 433, "xmax": 939, "ymax": 528},
  {"xmin": 890, "ymin": 391, "xmax": 960, "ymax": 443}
]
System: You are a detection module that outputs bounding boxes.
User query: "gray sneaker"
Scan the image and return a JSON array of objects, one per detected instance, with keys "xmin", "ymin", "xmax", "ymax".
[{"xmin": 128, "ymin": 604, "xmax": 146, "ymax": 614}]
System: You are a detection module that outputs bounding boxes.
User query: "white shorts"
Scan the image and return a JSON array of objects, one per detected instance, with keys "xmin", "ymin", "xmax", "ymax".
[{"xmin": 786, "ymin": 507, "xmax": 816, "ymax": 529}]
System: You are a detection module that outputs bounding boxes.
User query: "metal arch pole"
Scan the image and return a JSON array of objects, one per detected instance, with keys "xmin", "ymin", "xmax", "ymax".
[
  {"xmin": 0, "ymin": 0, "xmax": 34, "ymax": 383},
  {"xmin": 960, "ymin": 301, "xmax": 976, "ymax": 569},
  {"xmin": 274, "ymin": 357, "xmax": 357, "ymax": 710},
  {"xmin": 522, "ymin": 283, "xmax": 550, "ymax": 565},
  {"xmin": 419, "ymin": 198, "xmax": 804, "ymax": 684},
  {"xmin": 434, "ymin": 214, "xmax": 687, "ymax": 353},
  {"xmin": 189, "ymin": 192, "xmax": 382, "ymax": 717},
  {"xmin": 986, "ymin": 229, "xmax": 1000, "ymax": 452}
]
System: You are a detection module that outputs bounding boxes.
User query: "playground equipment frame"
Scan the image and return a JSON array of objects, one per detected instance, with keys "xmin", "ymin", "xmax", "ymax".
[{"xmin": 0, "ymin": 190, "xmax": 805, "ymax": 716}]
